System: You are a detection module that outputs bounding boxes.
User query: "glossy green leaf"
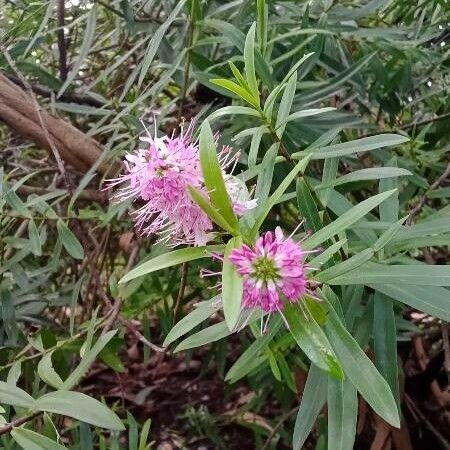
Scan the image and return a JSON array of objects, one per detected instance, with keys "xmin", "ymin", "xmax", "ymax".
[
  {"xmin": 324, "ymin": 300, "xmax": 400, "ymax": 427},
  {"xmin": 244, "ymin": 23, "xmax": 259, "ymax": 99},
  {"xmin": 174, "ymin": 321, "xmax": 231, "ymax": 352},
  {"xmin": 304, "ymin": 189, "xmax": 397, "ymax": 250},
  {"xmin": 188, "ymin": 186, "xmax": 235, "ymax": 234},
  {"xmin": 120, "ymin": 245, "xmax": 223, "ymax": 283},
  {"xmin": 28, "ymin": 220, "xmax": 42, "ymax": 256},
  {"xmin": 373, "ymin": 292, "xmax": 400, "ymax": 410},
  {"xmin": 251, "ymin": 154, "xmax": 312, "ymax": 237},
  {"xmin": 163, "ymin": 298, "xmax": 220, "ymax": 346},
  {"xmin": 36, "ymin": 391, "xmax": 124, "ymax": 430},
  {"xmin": 327, "ymin": 376, "xmax": 358, "ymax": 450},
  {"xmin": 297, "ymin": 178, "xmax": 322, "ymax": 233},
  {"xmin": 0, "ymin": 381, "xmax": 34, "ymax": 408},
  {"xmin": 199, "ymin": 121, "xmax": 239, "ymax": 230},
  {"xmin": 316, "ymin": 167, "xmax": 411, "ymax": 189},
  {"xmin": 62, "ymin": 330, "xmax": 117, "ymax": 390},
  {"xmin": 222, "ymin": 237, "xmax": 244, "ymax": 330},
  {"xmin": 315, "ymin": 248, "xmax": 374, "ymax": 283},
  {"xmin": 56, "ymin": 219, "xmax": 84, "ymax": 260},
  {"xmin": 275, "ymin": 71, "xmax": 297, "ymax": 138},
  {"xmin": 11, "ymin": 428, "xmax": 67, "ymax": 450},
  {"xmin": 370, "ymin": 284, "xmax": 450, "ymax": 322},
  {"xmin": 138, "ymin": 0, "xmax": 186, "ymax": 86},
  {"xmin": 328, "ymin": 262, "xmax": 450, "ymax": 286},
  {"xmin": 38, "ymin": 352, "xmax": 64, "ymax": 389},
  {"xmin": 226, "ymin": 317, "xmax": 282, "ymax": 382},
  {"xmin": 293, "ymin": 364, "xmax": 327, "ymax": 450},
  {"xmin": 292, "ymin": 134, "xmax": 409, "ymax": 160},
  {"xmin": 210, "ymin": 78, "xmax": 260, "ymax": 108},
  {"xmin": 285, "ymin": 302, "xmax": 343, "ymax": 379}
]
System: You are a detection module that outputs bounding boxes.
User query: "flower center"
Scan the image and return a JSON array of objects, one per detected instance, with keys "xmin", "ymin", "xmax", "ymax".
[{"xmin": 251, "ymin": 256, "xmax": 279, "ymax": 283}]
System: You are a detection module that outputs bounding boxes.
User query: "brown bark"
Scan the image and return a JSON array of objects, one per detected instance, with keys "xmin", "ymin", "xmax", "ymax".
[{"xmin": 0, "ymin": 72, "xmax": 106, "ymax": 174}]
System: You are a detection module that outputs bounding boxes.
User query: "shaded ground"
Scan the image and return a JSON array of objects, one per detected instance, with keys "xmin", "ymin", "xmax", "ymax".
[{"xmin": 80, "ymin": 312, "xmax": 450, "ymax": 450}]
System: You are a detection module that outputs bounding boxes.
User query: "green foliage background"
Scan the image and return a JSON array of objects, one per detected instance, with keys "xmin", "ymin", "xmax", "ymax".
[{"xmin": 0, "ymin": 0, "xmax": 449, "ymax": 449}]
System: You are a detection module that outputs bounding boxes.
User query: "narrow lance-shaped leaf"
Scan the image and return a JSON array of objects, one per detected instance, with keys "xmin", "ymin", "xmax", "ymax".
[
  {"xmin": 323, "ymin": 297, "xmax": 400, "ymax": 427},
  {"xmin": 222, "ymin": 237, "xmax": 244, "ymax": 331},
  {"xmin": 303, "ymin": 189, "xmax": 397, "ymax": 250},
  {"xmin": 199, "ymin": 121, "xmax": 239, "ymax": 231},
  {"xmin": 120, "ymin": 245, "xmax": 224, "ymax": 284},
  {"xmin": 327, "ymin": 376, "xmax": 358, "ymax": 450},
  {"xmin": 284, "ymin": 302, "xmax": 343, "ymax": 379},
  {"xmin": 250, "ymin": 154, "xmax": 312, "ymax": 238},
  {"xmin": 373, "ymin": 292, "xmax": 400, "ymax": 410},
  {"xmin": 293, "ymin": 364, "xmax": 327, "ymax": 450},
  {"xmin": 244, "ymin": 23, "xmax": 259, "ymax": 100}
]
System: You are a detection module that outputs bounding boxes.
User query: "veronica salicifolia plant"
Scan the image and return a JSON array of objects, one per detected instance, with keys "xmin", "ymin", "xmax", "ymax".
[{"xmin": 107, "ymin": 122, "xmax": 256, "ymax": 246}]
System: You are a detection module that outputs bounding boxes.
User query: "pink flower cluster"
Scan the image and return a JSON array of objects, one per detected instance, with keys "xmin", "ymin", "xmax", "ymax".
[
  {"xmin": 107, "ymin": 123, "xmax": 256, "ymax": 246},
  {"xmin": 229, "ymin": 227, "xmax": 308, "ymax": 313}
]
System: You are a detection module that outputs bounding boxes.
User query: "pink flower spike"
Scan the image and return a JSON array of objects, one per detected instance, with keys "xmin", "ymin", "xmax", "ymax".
[
  {"xmin": 229, "ymin": 227, "xmax": 310, "ymax": 313},
  {"xmin": 105, "ymin": 122, "xmax": 256, "ymax": 246}
]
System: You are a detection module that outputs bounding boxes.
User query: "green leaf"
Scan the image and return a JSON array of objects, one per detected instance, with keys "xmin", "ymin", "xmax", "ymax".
[
  {"xmin": 11, "ymin": 428, "xmax": 67, "ymax": 450},
  {"xmin": 324, "ymin": 300, "xmax": 400, "ymax": 427},
  {"xmin": 0, "ymin": 381, "xmax": 34, "ymax": 408},
  {"xmin": 37, "ymin": 352, "xmax": 64, "ymax": 389},
  {"xmin": 285, "ymin": 303, "xmax": 343, "ymax": 379},
  {"xmin": 319, "ymin": 157, "xmax": 339, "ymax": 207},
  {"xmin": 256, "ymin": 0, "xmax": 268, "ymax": 56},
  {"xmin": 222, "ymin": 237, "xmax": 244, "ymax": 331},
  {"xmin": 293, "ymin": 365, "xmax": 327, "ymax": 450},
  {"xmin": 28, "ymin": 220, "xmax": 42, "ymax": 256},
  {"xmin": 315, "ymin": 248, "xmax": 374, "ymax": 283},
  {"xmin": 119, "ymin": 245, "xmax": 223, "ymax": 284},
  {"xmin": 188, "ymin": 186, "xmax": 235, "ymax": 233},
  {"xmin": 296, "ymin": 178, "xmax": 322, "ymax": 233},
  {"xmin": 373, "ymin": 292, "xmax": 400, "ymax": 410},
  {"xmin": 316, "ymin": 167, "xmax": 412, "ymax": 189},
  {"xmin": 56, "ymin": 220, "xmax": 84, "ymax": 260},
  {"xmin": 35, "ymin": 391, "xmax": 124, "ymax": 431},
  {"xmin": 275, "ymin": 71, "xmax": 297, "ymax": 138},
  {"xmin": 199, "ymin": 121, "xmax": 239, "ymax": 230},
  {"xmin": 327, "ymin": 376, "xmax": 358, "ymax": 450},
  {"xmin": 174, "ymin": 321, "xmax": 231, "ymax": 352},
  {"xmin": 1, "ymin": 287, "xmax": 18, "ymax": 345},
  {"xmin": 244, "ymin": 23, "xmax": 259, "ymax": 99},
  {"xmin": 226, "ymin": 317, "xmax": 282, "ymax": 382},
  {"xmin": 62, "ymin": 330, "xmax": 117, "ymax": 390},
  {"xmin": 207, "ymin": 106, "xmax": 260, "ymax": 121},
  {"xmin": 210, "ymin": 79, "xmax": 260, "ymax": 108},
  {"xmin": 370, "ymin": 284, "xmax": 450, "ymax": 322},
  {"xmin": 138, "ymin": 0, "xmax": 186, "ymax": 87},
  {"xmin": 373, "ymin": 217, "xmax": 406, "ymax": 252},
  {"xmin": 303, "ymin": 189, "xmax": 397, "ymax": 250},
  {"xmin": 292, "ymin": 134, "xmax": 409, "ymax": 160},
  {"xmin": 277, "ymin": 107, "xmax": 336, "ymax": 129},
  {"xmin": 163, "ymin": 298, "xmax": 220, "ymax": 346},
  {"xmin": 328, "ymin": 262, "xmax": 450, "ymax": 286},
  {"xmin": 309, "ymin": 239, "xmax": 347, "ymax": 269},
  {"xmin": 250, "ymin": 154, "xmax": 312, "ymax": 238}
]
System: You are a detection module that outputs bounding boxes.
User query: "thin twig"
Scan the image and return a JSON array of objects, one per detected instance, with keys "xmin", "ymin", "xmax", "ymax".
[
  {"xmin": 405, "ymin": 394, "xmax": 450, "ymax": 450},
  {"xmin": 260, "ymin": 406, "xmax": 298, "ymax": 450},
  {"xmin": 406, "ymin": 158, "xmax": 450, "ymax": 226},
  {"xmin": 173, "ymin": 262, "xmax": 189, "ymax": 321},
  {"xmin": 0, "ymin": 412, "xmax": 43, "ymax": 436},
  {"xmin": 442, "ymin": 323, "xmax": 450, "ymax": 385},
  {"xmin": 57, "ymin": 0, "xmax": 68, "ymax": 81},
  {"xmin": 177, "ymin": 7, "xmax": 195, "ymax": 122}
]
